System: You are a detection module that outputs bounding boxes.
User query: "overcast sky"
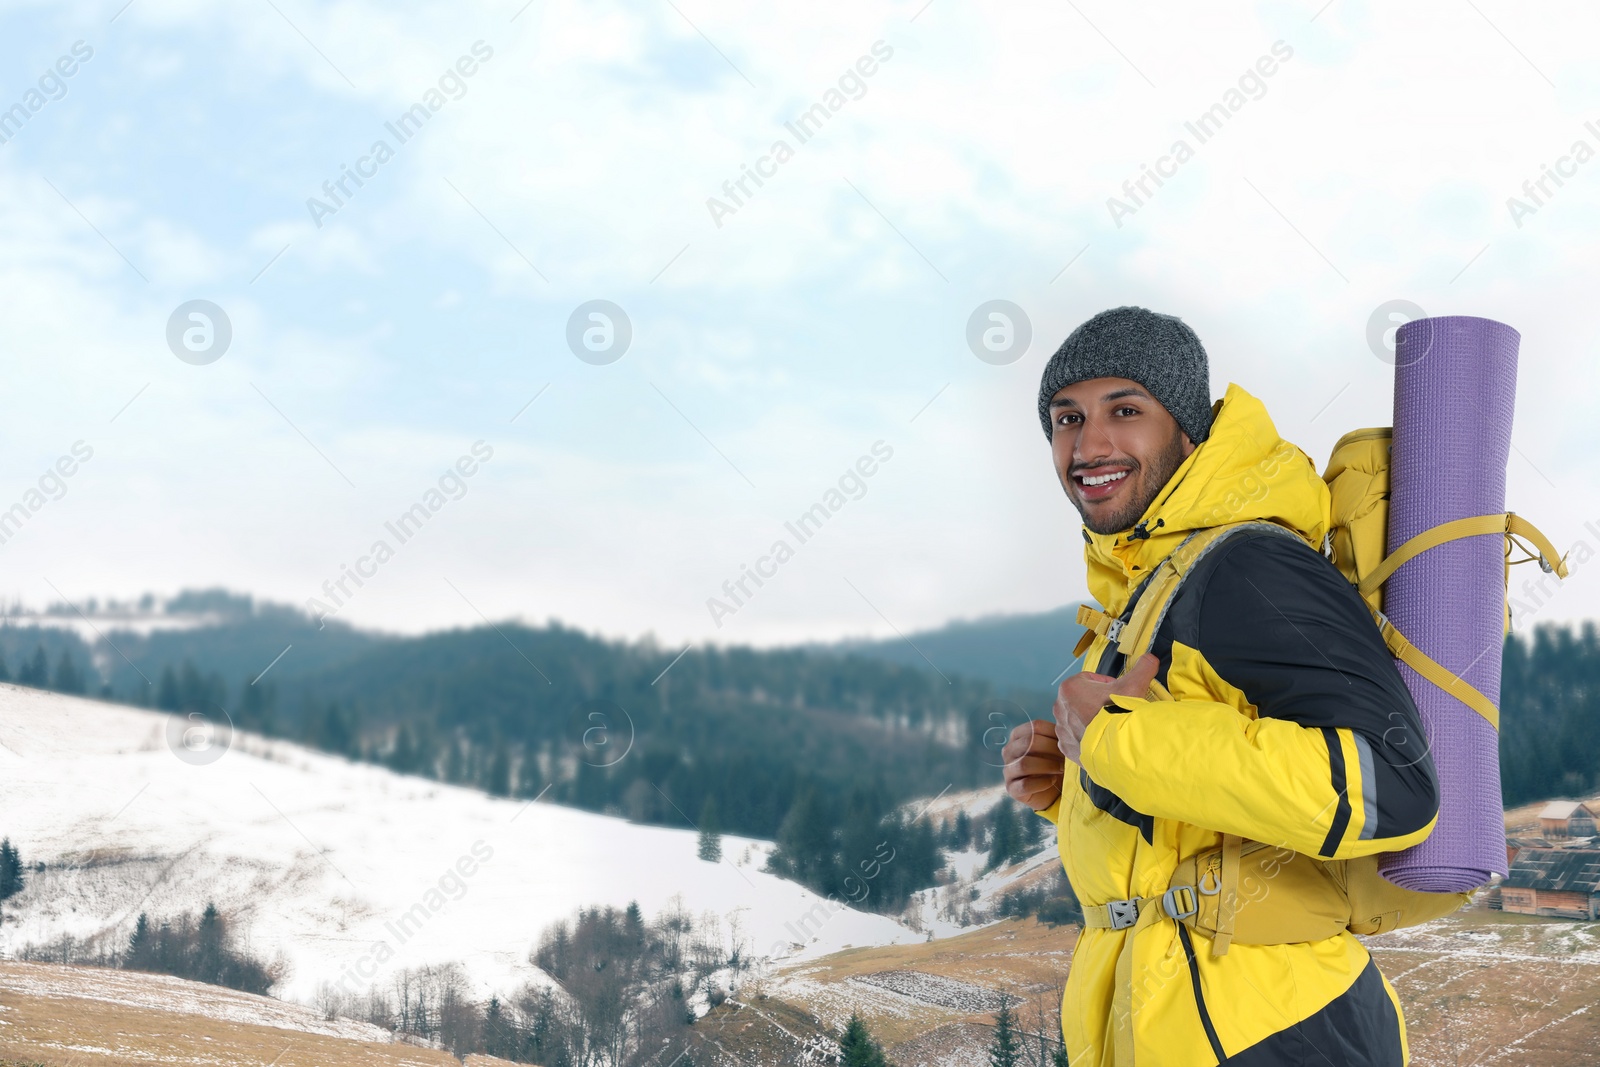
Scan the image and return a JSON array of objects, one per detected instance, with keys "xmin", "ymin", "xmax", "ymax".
[{"xmin": 0, "ymin": 0, "xmax": 1596, "ymax": 650}]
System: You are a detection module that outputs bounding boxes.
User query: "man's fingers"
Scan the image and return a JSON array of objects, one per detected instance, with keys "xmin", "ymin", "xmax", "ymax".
[
  {"xmin": 1007, "ymin": 776, "xmax": 1062, "ymax": 809},
  {"xmin": 1006, "ymin": 753, "xmax": 1065, "ymax": 779},
  {"xmin": 1006, "ymin": 772, "xmax": 1060, "ymax": 795},
  {"xmin": 1110, "ymin": 652, "xmax": 1160, "ymax": 697},
  {"xmin": 1007, "ymin": 718, "xmax": 1060, "ymax": 741},
  {"xmin": 1002, "ymin": 720, "xmax": 1062, "ymax": 761}
]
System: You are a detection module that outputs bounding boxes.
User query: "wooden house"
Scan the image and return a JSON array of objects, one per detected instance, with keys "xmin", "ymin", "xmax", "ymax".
[
  {"xmin": 1538, "ymin": 800, "xmax": 1598, "ymax": 839},
  {"xmin": 1500, "ymin": 848, "xmax": 1600, "ymax": 919}
]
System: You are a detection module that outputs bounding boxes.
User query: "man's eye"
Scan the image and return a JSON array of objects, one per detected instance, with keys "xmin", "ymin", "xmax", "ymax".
[
  {"xmin": 1115, "ymin": 406, "xmax": 1138, "ymax": 416},
  {"xmin": 1058, "ymin": 413, "xmax": 1080, "ymax": 425}
]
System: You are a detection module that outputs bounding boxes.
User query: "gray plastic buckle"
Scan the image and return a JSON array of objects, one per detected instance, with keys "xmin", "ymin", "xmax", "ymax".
[
  {"xmin": 1105, "ymin": 619, "xmax": 1124, "ymax": 641},
  {"xmin": 1105, "ymin": 898, "xmax": 1139, "ymax": 930},
  {"xmin": 1162, "ymin": 885, "xmax": 1199, "ymax": 920}
]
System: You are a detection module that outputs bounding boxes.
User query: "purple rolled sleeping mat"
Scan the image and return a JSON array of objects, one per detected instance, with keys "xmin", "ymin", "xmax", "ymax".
[{"xmin": 1378, "ymin": 315, "xmax": 1518, "ymax": 892}]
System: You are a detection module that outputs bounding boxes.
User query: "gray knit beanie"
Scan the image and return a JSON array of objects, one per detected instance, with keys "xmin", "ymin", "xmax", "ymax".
[{"xmin": 1037, "ymin": 306, "xmax": 1213, "ymax": 445}]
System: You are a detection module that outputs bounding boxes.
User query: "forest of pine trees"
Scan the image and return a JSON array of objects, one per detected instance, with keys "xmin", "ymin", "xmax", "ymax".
[
  {"xmin": 1501, "ymin": 621, "xmax": 1600, "ymax": 804},
  {"xmin": 8, "ymin": 614, "xmax": 1600, "ymax": 823},
  {"xmin": 14, "ymin": 900, "xmax": 276, "ymax": 997},
  {"xmin": 0, "ymin": 642, "xmax": 92, "ymax": 694},
  {"xmin": 123, "ymin": 903, "xmax": 276, "ymax": 994},
  {"xmin": 6, "ymin": 615, "xmax": 1600, "ymax": 918},
  {"xmin": 766, "ymin": 788, "xmax": 947, "ymax": 911},
  {"xmin": 1, "ymin": 618, "xmax": 1018, "ymax": 917}
]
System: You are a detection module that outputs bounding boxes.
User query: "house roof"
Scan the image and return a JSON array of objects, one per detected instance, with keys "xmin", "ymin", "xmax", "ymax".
[
  {"xmin": 1539, "ymin": 800, "xmax": 1595, "ymax": 820},
  {"xmin": 1504, "ymin": 848, "xmax": 1600, "ymax": 893}
]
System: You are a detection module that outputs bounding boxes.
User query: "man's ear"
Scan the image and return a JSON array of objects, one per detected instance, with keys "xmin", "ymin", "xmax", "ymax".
[{"xmin": 1181, "ymin": 432, "xmax": 1197, "ymax": 458}]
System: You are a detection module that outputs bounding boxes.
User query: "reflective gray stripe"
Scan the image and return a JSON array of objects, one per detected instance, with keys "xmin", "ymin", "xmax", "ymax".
[{"xmin": 1354, "ymin": 732, "xmax": 1379, "ymax": 840}]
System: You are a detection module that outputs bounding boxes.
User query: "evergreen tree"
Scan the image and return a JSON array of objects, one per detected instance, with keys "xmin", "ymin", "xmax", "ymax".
[
  {"xmin": 125, "ymin": 913, "xmax": 156, "ymax": 970},
  {"xmin": 987, "ymin": 801, "xmax": 1019, "ymax": 871},
  {"xmin": 770, "ymin": 788, "xmax": 835, "ymax": 890},
  {"xmin": 988, "ymin": 999, "xmax": 1020, "ymax": 1067},
  {"xmin": 0, "ymin": 838, "xmax": 23, "ymax": 902},
  {"xmin": 1052, "ymin": 1040, "xmax": 1071, "ymax": 1066},
  {"xmin": 237, "ymin": 677, "xmax": 277, "ymax": 732},
  {"xmin": 319, "ymin": 702, "xmax": 355, "ymax": 757},
  {"xmin": 389, "ymin": 725, "xmax": 420, "ymax": 775},
  {"xmin": 955, "ymin": 809, "xmax": 972, "ymax": 849},
  {"xmin": 486, "ymin": 746, "xmax": 511, "ymax": 796},
  {"xmin": 1021, "ymin": 803, "xmax": 1043, "ymax": 846},
  {"xmin": 623, "ymin": 899, "xmax": 646, "ymax": 953},
  {"xmin": 482, "ymin": 995, "xmax": 516, "ymax": 1057},
  {"xmin": 178, "ymin": 660, "xmax": 209, "ymax": 711},
  {"xmin": 196, "ymin": 902, "xmax": 224, "ymax": 985},
  {"xmin": 0, "ymin": 646, "xmax": 10, "ymax": 682},
  {"xmin": 697, "ymin": 796, "xmax": 723, "ymax": 862},
  {"xmin": 838, "ymin": 1011, "xmax": 890, "ymax": 1067},
  {"xmin": 52, "ymin": 648, "xmax": 85, "ymax": 694},
  {"xmin": 19, "ymin": 645, "xmax": 49, "ymax": 688},
  {"xmin": 156, "ymin": 665, "xmax": 180, "ymax": 711}
]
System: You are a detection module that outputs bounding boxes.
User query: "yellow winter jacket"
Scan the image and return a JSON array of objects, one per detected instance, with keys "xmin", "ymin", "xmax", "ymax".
[{"xmin": 1038, "ymin": 383, "xmax": 1439, "ymax": 1066}]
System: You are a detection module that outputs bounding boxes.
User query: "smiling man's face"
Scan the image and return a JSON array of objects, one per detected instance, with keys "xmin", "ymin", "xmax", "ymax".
[{"xmin": 1048, "ymin": 376, "xmax": 1197, "ymax": 535}]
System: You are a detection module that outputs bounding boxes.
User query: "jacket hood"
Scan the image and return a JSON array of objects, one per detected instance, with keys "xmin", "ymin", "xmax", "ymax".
[{"xmin": 1082, "ymin": 382, "xmax": 1331, "ymax": 615}]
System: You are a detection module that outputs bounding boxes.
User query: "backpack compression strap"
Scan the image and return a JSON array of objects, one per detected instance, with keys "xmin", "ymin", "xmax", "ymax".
[
  {"xmin": 1358, "ymin": 511, "xmax": 1570, "ymax": 599},
  {"xmin": 1358, "ymin": 511, "xmax": 1570, "ymax": 731}
]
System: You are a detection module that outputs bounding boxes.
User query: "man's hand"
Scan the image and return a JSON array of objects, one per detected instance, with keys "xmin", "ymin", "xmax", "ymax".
[
  {"xmin": 1053, "ymin": 653, "xmax": 1160, "ymax": 766},
  {"xmin": 1003, "ymin": 719, "xmax": 1067, "ymax": 811}
]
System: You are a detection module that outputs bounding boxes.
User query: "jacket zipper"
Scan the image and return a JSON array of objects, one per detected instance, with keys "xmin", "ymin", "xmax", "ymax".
[{"xmin": 1175, "ymin": 924, "xmax": 1228, "ymax": 1062}]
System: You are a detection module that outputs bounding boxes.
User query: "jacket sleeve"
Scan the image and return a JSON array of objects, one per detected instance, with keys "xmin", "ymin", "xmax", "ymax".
[{"xmin": 1077, "ymin": 532, "xmax": 1440, "ymax": 859}]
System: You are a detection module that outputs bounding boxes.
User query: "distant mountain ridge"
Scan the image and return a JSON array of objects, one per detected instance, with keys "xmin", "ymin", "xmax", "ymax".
[
  {"xmin": 822, "ymin": 603, "xmax": 1091, "ymax": 693},
  {"xmin": 5, "ymin": 588, "xmax": 1596, "ymax": 811}
]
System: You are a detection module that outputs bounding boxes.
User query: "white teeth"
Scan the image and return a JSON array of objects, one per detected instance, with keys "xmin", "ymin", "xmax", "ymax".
[{"xmin": 1081, "ymin": 470, "xmax": 1128, "ymax": 487}]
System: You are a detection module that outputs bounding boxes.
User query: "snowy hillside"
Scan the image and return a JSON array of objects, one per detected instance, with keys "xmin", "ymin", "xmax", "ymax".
[{"xmin": 0, "ymin": 684, "xmax": 919, "ymax": 1004}]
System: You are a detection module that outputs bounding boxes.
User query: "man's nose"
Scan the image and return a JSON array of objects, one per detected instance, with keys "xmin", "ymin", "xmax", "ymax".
[{"xmin": 1074, "ymin": 413, "xmax": 1115, "ymax": 460}]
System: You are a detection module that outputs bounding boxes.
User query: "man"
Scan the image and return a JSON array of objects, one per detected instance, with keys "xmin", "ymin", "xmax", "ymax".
[{"xmin": 1002, "ymin": 306, "xmax": 1439, "ymax": 1065}]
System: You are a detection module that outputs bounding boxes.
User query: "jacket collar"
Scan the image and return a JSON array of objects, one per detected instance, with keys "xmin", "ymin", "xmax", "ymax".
[{"xmin": 1081, "ymin": 382, "xmax": 1332, "ymax": 616}]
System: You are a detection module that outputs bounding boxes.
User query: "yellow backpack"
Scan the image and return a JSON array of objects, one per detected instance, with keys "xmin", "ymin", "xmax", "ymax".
[{"xmin": 1072, "ymin": 426, "xmax": 1571, "ymax": 953}]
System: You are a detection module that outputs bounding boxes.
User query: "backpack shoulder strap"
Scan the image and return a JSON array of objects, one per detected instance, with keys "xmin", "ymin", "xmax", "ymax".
[{"xmin": 1072, "ymin": 521, "xmax": 1311, "ymax": 673}]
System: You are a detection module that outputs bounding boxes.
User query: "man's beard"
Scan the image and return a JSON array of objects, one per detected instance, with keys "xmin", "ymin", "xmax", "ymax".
[{"xmin": 1075, "ymin": 428, "xmax": 1188, "ymax": 536}]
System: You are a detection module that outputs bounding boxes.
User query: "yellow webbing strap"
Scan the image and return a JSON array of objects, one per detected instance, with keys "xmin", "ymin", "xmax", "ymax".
[
  {"xmin": 1073, "ymin": 605, "xmax": 1120, "ymax": 658},
  {"xmin": 1111, "ymin": 897, "xmax": 1171, "ymax": 1067},
  {"xmin": 1359, "ymin": 512, "xmax": 1569, "ymax": 599},
  {"xmin": 1081, "ymin": 885, "xmax": 1202, "ymax": 1064},
  {"xmin": 1210, "ymin": 833, "xmax": 1242, "ymax": 957},
  {"xmin": 1082, "ymin": 897, "xmax": 1152, "ymax": 930},
  {"xmin": 1351, "ymin": 510, "xmax": 1571, "ymax": 731},
  {"xmin": 1377, "ymin": 615, "xmax": 1500, "ymax": 730}
]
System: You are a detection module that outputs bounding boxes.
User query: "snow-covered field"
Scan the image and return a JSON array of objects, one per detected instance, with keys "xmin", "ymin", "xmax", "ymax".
[
  {"xmin": 0, "ymin": 684, "xmax": 920, "ymax": 1005},
  {"xmin": 0, "ymin": 960, "xmax": 393, "ymax": 1043}
]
